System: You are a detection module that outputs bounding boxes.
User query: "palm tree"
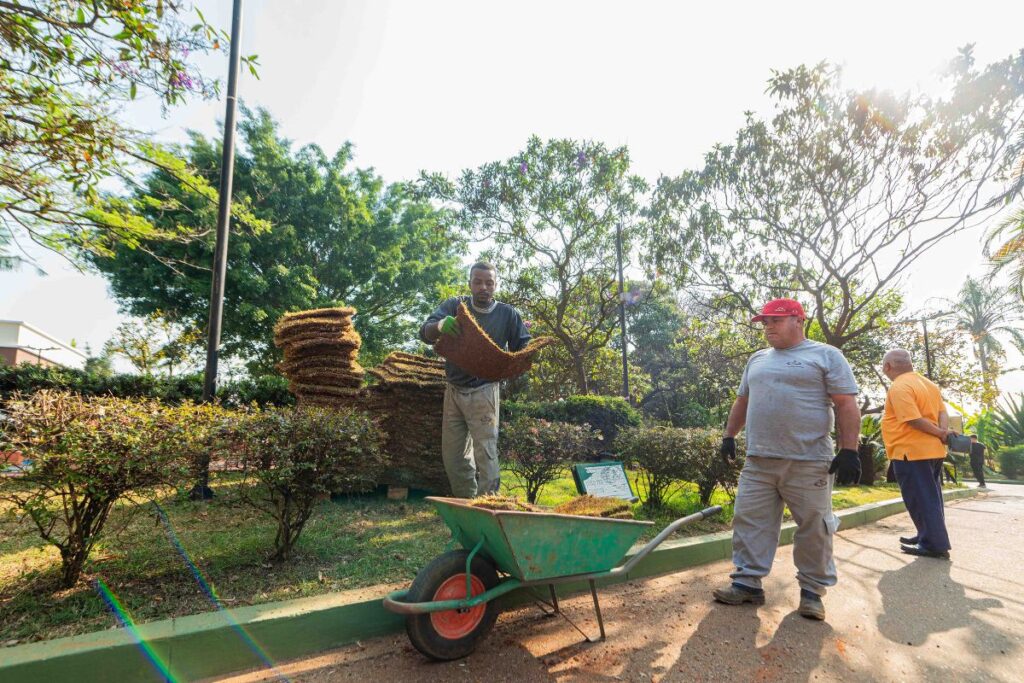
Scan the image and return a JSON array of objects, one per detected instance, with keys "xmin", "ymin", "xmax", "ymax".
[
  {"xmin": 946, "ymin": 276, "xmax": 1024, "ymax": 407},
  {"xmin": 987, "ymin": 130, "xmax": 1024, "ymax": 297}
]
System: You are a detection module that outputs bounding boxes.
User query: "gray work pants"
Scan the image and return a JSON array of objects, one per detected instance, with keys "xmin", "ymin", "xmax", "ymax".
[
  {"xmin": 441, "ymin": 383, "xmax": 500, "ymax": 498},
  {"xmin": 730, "ymin": 456, "xmax": 840, "ymax": 596}
]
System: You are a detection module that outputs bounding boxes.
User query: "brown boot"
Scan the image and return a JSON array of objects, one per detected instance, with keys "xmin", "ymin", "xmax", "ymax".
[
  {"xmin": 713, "ymin": 583, "xmax": 765, "ymax": 606},
  {"xmin": 798, "ymin": 589, "xmax": 825, "ymax": 620}
]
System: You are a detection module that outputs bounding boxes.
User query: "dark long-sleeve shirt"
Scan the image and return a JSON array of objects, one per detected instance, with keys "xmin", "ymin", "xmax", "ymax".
[{"xmin": 420, "ymin": 295, "xmax": 531, "ymax": 388}]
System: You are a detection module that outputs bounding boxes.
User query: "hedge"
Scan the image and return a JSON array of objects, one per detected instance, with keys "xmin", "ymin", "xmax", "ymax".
[
  {"xmin": 999, "ymin": 445, "xmax": 1024, "ymax": 480},
  {"xmin": 0, "ymin": 364, "xmax": 293, "ymax": 407},
  {"xmin": 503, "ymin": 395, "xmax": 642, "ymax": 448}
]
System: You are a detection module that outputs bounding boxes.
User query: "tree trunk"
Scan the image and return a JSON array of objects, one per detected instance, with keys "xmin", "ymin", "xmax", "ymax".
[
  {"xmin": 571, "ymin": 352, "xmax": 590, "ymax": 394},
  {"xmin": 60, "ymin": 544, "xmax": 89, "ymax": 588}
]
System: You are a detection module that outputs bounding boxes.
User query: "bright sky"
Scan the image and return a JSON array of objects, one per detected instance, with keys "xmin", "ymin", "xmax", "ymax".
[{"xmin": 2, "ymin": 0, "xmax": 1023, "ymax": 392}]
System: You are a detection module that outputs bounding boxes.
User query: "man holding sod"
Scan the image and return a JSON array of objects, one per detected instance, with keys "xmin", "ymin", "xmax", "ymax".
[
  {"xmin": 715, "ymin": 298, "xmax": 861, "ymax": 621},
  {"xmin": 420, "ymin": 262, "xmax": 531, "ymax": 498}
]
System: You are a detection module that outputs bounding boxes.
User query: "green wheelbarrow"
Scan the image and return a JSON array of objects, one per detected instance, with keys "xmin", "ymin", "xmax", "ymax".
[{"xmin": 383, "ymin": 496, "xmax": 722, "ymax": 660}]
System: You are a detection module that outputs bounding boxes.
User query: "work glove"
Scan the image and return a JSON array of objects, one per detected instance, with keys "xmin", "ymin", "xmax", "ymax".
[
  {"xmin": 720, "ymin": 436, "xmax": 737, "ymax": 464},
  {"xmin": 437, "ymin": 315, "xmax": 461, "ymax": 337},
  {"xmin": 829, "ymin": 448, "xmax": 861, "ymax": 486}
]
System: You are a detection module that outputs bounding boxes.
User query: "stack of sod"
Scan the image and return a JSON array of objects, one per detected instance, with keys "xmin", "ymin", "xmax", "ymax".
[
  {"xmin": 434, "ymin": 301, "xmax": 557, "ymax": 381},
  {"xmin": 553, "ymin": 495, "xmax": 634, "ymax": 519},
  {"xmin": 273, "ymin": 307, "xmax": 364, "ymax": 407},
  {"xmin": 363, "ymin": 351, "xmax": 451, "ymax": 495}
]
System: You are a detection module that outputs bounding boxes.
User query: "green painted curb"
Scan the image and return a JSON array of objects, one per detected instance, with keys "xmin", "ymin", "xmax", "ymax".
[{"xmin": 0, "ymin": 487, "xmax": 980, "ymax": 682}]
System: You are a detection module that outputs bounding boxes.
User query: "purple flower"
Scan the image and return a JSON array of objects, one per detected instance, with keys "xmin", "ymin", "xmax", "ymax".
[
  {"xmin": 519, "ymin": 161, "xmax": 528, "ymax": 175},
  {"xmin": 577, "ymin": 151, "xmax": 587, "ymax": 166},
  {"xmin": 170, "ymin": 71, "xmax": 194, "ymax": 90}
]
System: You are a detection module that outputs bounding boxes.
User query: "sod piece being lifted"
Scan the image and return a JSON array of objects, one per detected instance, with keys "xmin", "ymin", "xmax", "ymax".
[{"xmin": 434, "ymin": 302, "xmax": 557, "ymax": 381}]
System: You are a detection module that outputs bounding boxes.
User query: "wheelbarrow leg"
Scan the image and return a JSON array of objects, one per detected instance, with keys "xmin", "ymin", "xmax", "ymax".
[
  {"xmin": 549, "ymin": 584, "xmax": 560, "ymax": 614},
  {"xmin": 589, "ymin": 580, "xmax": 606, "ymax": 641}
]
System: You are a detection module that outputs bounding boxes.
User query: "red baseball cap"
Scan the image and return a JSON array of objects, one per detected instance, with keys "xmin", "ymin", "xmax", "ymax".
[{"xmin": 751, "ymin": 298, "xmax": 806, "ymax": 322}]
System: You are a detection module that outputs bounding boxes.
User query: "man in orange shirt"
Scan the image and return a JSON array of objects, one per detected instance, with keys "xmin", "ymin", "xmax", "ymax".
[{"xmin": 881, "ymin": 349, "xmax": 955, "ymax": 559}]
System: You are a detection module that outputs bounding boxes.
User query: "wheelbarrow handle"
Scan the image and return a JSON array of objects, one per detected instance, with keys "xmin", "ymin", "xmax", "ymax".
[{"xmin": 613, "ymin": 505, "xmax": 722, "ymax": 577}]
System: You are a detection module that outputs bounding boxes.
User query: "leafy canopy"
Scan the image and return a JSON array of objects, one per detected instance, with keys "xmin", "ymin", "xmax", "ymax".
[
  {"xmin": 0, "ymin": 0, "xmax": 258, "ymax": 266},
  {"xmin": 90, "ymin": 108, "xmax": 465, "ymax": 372}
]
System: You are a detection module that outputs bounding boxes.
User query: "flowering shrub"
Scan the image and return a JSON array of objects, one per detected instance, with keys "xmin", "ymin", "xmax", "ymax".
[
  {"xmin": 615, "ymin": 426, "xmax": 744, "ymax": 509},
  {"xmin": 0, "ymin": 391, "xmax": 193, "ymax": 587},
  {"xmin": 502, "ymin": 418, "xmax": 597, "ymax": 503},
  {"xmin": 233, "ymin": 406, "xmax": 386, "ymax": 560}
]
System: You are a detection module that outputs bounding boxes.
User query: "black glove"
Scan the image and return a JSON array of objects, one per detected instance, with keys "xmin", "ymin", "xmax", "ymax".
[
  {"xmin": 829, "ymin": 448, "xmax": 861, "ymax": 486},
  {"xmin": 720, "ymin": 436, "xmax": 737, "ymax": 463}
]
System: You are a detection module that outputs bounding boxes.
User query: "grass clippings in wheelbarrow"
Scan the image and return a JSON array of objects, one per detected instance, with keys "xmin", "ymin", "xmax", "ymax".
[
  {"xmin": 553, "ymin": 494, "xmax": 634, "ymax": 519},
  {"xmin": 434, "ymin": 302, "xmax": 557, "ymax": 381},
  {"xmin": 466, "ymin": 494, "xmax": 543, "ymax": 512}
]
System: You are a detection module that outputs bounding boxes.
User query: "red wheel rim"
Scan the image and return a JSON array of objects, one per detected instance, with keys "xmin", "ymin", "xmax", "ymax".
[{"xmin": 430, "ymin": 573, "xmax": 487, "ymax": 639}]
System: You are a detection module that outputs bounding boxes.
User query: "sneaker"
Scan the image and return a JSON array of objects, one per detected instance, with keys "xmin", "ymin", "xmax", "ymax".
[
  {"xmin": 712, "ymin": 582, "xmax": 765, "ymax": 606},
  {"xmin": 798, "ymin": 589, "xmax": 825, "ymax": 621}
]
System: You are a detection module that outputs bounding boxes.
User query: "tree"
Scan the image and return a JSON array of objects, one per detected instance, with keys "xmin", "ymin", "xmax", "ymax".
[
  {"xmin": 986, "ymin": 127, "xmax": 1024, "ymax": 297},
  {"xmin": 90, "ymin": 108, "xmax": 464, "ymax": 372},
  {"xmin": 945, "ymin": 276, "xmax": 1024, "ymax": 407},
  {"xmin": 627, "ymin": 286, "xmax": 759, "ymax": 427},
  {"xmin": 82, "ymin": 343, "xmax": 115, "ymax": 378},
  {"xmin": 423, "ymin": 136, "xmax": 648, "ymax": 393},
  {"xmin": 103, "ymin": 311, "xmax": 203, "ymax": 376},
  {"xmin": 648, "ymin": 50, "xmax": 1024, "ymax": 357},
  {"xmin": 0, "ymin": 0, "xmax": 257, "ymax": 264}
]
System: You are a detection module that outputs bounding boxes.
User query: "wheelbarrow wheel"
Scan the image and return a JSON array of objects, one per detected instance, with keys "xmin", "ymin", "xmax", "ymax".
[{"xmin": 405, "ymin": 549, "xmax": 500, "ymax": 660}]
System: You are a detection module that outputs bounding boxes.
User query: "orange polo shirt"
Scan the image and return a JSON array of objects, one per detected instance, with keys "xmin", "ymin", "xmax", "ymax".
[{"xmin": 881, "ymin": 372, "xmax": 947, "ymax": 461}]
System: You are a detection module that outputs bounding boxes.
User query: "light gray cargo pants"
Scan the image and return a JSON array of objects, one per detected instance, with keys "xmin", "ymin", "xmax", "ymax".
[
  {"xmin": 730, "ymin": 456, "xmax": 840, "ymax": 596},
  {"xmin": 441, "ymin": 382, "xmax": 500, "ymax": 498}
]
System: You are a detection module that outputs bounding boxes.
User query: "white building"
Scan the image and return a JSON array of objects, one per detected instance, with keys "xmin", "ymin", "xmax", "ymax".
[{"xmin": 0, "ymin": 320, "xmax": 88, "ymax": 370}]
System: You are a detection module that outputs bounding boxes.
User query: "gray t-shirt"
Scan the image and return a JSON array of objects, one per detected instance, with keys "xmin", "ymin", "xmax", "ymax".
[
  {"xmin": 738, "ymin": 339, "xmax": 858, "ymax": 460},
  {"xmin": 419, "ymin": 296, "xmax": 532, "ymax": 388}
]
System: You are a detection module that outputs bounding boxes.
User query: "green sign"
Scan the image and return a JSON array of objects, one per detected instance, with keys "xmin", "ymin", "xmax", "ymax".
[{"xmin": 571, "ymin": 461, "xmax": 637, "ymax": 502}]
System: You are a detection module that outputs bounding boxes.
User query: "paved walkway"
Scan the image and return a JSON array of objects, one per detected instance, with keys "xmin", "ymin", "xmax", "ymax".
[{"xmin": 211, "ymin": 484, "xmax": 1024, "ymax": 682}]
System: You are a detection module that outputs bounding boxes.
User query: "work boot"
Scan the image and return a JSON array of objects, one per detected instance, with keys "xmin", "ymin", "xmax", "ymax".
[
  {"xmin": 798, "ymin": 589, "xmax": 825, "ymax": 621},
  {"xmin": 712, "ymin": 582, "xmax": 765, "ymax": 606}
]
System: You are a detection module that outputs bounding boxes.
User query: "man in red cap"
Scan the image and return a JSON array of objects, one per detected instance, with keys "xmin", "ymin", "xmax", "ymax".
[{"xmin": 713, "ymin": 298, "xmax": 861, "ymax": 621}]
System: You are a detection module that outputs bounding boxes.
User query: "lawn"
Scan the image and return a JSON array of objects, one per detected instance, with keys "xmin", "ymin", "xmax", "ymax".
[{"xmin": 0, "ymin": 469, "xmax": 935, "ymax": 645}]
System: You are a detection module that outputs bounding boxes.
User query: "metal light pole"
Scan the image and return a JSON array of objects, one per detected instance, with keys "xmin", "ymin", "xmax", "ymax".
[
  {"xmin": 615, "ymin": 222, "xmax": 630, "ymax": 402},
  {"xmin": 921, "ymin": 319, "xmax": 933, "ymax": 380},
  {"xmin": 192, "ymin": 0, "xmax": 244, "ymax": 500}
]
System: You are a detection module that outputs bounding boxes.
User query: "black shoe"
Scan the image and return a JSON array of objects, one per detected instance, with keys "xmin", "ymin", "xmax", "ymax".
[
  {"xmin": 798, "ymin": 589, "xmax": 825, "ymax": 621},
  {"xmin": 899, "ymin": 535, "xmax": 919, "ymax": 545},
  {"xmin": 900, "ymin": 544, "xmax": 950, "ymax": 559}
]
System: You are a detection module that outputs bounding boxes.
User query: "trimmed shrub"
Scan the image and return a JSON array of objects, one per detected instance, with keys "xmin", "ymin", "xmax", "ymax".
[
  {"xmin": 233, "ymin": 406, "xmax": 387, "ymax": 561},
  {"xmin": 503, "ymin": 395, "xmax": 642, "ymax": 448},
  {"xmin": 0, "ymin": 364, "xmax": 293, "ymax": 407},
  {"xmin": 679, "ymin": 427, "xmax": 743, "ymax": 506},
  {"xmin": 615, "ymin": 425, "xmax": 743, "ymax": 509},
  {"xmin": 160, "ymin": 401, "xmax": 239, "ymax": 479},
  {"xmin": 502, "ymin": 418, "xmax": 598, "ymax": 503},
  {"xmin": 999, "ymin": 445, "xmax": 1024, "ymax": 480},
  {"xmin": 615, "ymin": 426, "xmax": 689, "ymax": 509},
  {"xmin": 0, "ymin": 391, "xmax": 192, "ymax": 587}
]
